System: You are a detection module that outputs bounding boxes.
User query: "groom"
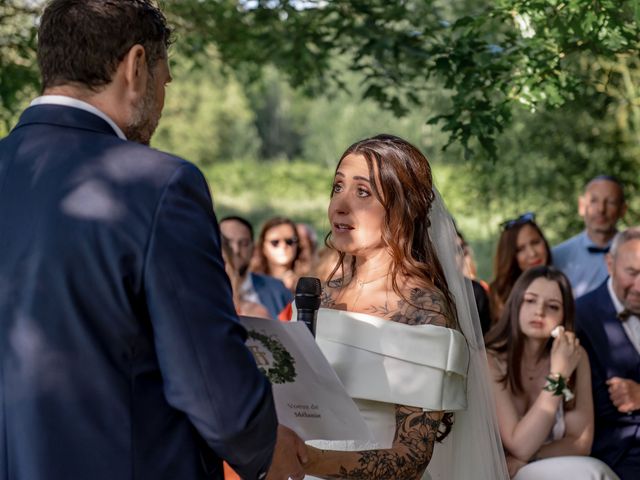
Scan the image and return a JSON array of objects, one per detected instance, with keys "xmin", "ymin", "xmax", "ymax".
[{"xmin": 0, "ymin": 1, "xmax": 304, "ymax": 479}]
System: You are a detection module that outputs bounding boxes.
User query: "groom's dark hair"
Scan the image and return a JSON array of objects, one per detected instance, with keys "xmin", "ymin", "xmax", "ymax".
[{"xmin": 38, "ymin": 0, "xmax": 173, "ymax": 91}]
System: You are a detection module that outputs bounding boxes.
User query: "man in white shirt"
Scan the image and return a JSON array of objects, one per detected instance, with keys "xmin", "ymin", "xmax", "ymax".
[{"xmin": 576, "ymin": 227, "xmax": 640, "ymax": 479}]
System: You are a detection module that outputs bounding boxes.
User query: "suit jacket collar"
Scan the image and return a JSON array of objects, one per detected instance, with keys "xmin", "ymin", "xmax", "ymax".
[
  {"xmin": 14, "ymin": 104, "xmax": 122, "ymax": 139},
  {"xmin": 250, "ymin": 272, "xmax": 267, "ymax": 290},
  {"xmin": 592, "ymin": 282, "xmax": 640, "ymax": 379}
]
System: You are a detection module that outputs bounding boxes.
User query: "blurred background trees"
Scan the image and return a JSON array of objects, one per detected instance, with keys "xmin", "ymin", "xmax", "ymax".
[
  {"xmin": 1, "ymin": 0, "xmax": 638, "ymax": 277},
  {"xmin": 0, "ymin": 0, "xmax": 40, "ymax": 131}
]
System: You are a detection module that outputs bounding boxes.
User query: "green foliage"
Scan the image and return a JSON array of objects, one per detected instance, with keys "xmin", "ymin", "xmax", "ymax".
[
  {"xmin": 245, "ymin": 66, "xmax": 308, "ymax": 160},
  {"xmin": 2, "ymin": 0, "xmax": 639, "ymax": 278},
  {"xmin": 299, "ymin": 80, "xmax": 446, "ymax": 167},
  {"xmin": 163, "ymin": 0, "xmax": 640, "ymax": 158},
  {"xmin": 0, "ymin": 0, "xmax": 40, "ymax": 132},
  {"xmin": 4, "ymin": 1, "xmax": 639, "ymax": 159},
  {"xmin": 203, "ymin": 158, "xmax": 334, "ymax": 236},
  {"xmin": 151, "ymin": 51, "xmax": 261, "ymax": 165}
]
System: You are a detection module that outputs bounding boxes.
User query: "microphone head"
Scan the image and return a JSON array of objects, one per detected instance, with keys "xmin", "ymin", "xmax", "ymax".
[{"xmin": 295, "ymin": 276, "xmax": 322, "ymax": 310}]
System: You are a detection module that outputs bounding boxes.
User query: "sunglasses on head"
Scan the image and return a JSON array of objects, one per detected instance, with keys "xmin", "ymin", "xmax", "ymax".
[
  {"xmin": 500, "ymin": 212, "xmax": 535, "ymax": 231},
  {"xmin": 268, "ymin": 237, "xmax": 298, "ymax": 247}
]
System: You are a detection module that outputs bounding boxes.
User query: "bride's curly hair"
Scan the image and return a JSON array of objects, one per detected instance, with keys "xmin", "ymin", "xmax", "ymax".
[{"xmin": 327, "ymin": 134, "xmax": 458, "ymax": 440}]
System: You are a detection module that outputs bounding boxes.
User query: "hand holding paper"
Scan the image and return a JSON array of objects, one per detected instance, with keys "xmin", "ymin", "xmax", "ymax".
[{"xmin": 240, "ymin": 316, "xmax": 371, "ymax": 442}]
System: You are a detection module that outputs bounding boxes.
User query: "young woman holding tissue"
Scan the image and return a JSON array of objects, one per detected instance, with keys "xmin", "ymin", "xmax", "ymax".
[{"xmin": 485, "ymin": 266, "xmax": 619, "ymax": 479}]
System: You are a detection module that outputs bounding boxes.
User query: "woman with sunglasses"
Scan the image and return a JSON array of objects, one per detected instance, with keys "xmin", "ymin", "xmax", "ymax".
[
  {"xmin": 301, "ymin": 134, "xmax": 508, "ymax": 480},
  {"xmin": 251, "ymin": 216, "xmax": 301, "ymax": 291},
  {"xmin": 490, "ymin": 213, "xmax": 552, "ymax": 325},
  {"xmin": 485, "ymin": 266, "xmax": 619, "ymax": 479}
]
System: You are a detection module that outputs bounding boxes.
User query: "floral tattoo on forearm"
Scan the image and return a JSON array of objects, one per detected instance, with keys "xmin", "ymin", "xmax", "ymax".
[{"xmin": 326, "ymin": 407, "xmax": 441, "ymax": 480}]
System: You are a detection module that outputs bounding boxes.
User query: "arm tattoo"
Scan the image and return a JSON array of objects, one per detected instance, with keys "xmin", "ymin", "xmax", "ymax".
[
  {"xmin": 321, "ymin": 289, "xmax": 337, "ymax": 309},
  {"xmin": 321, "ymin": 279, "xmax": 344, "ymax": 309},
  {"xmin": 364, "ymin": 302, "xmax": 391, "ymax": 317},
  {"xmin": 327, "ymin": 406, "xmax": 441, "ymax": 480},
  {"xmin": 389, "ymin": 288, "xmax": 453, "ymax": 327}
]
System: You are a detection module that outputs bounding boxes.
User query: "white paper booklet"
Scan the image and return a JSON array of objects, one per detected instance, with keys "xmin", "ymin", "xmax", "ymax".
[{"xmin": 239, "ymin": 316, "xmax": 372, "ymax": 442}]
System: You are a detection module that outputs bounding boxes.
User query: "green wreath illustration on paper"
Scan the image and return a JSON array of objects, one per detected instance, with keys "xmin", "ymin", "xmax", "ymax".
[{"xmin": 247, "ymin": 330, "xmax": 297, "ymax": 384}]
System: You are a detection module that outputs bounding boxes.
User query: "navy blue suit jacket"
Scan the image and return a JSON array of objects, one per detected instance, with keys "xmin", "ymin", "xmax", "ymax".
[
  {"xmin": 0, "ymin": 105, "xmax": 277, "ymax": 480},
  {"xmin": 251, "ymin": 273, "xmax": 293, "ymax": 319},
  {"xmin": 576, "ymin": 281, "xmax": 640, "ymax": 471}
]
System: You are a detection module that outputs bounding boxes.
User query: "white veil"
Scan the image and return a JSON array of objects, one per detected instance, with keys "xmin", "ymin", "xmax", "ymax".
[{"xmin": 426, "ymin": 190, "xmax": 509, "ymax": 480}]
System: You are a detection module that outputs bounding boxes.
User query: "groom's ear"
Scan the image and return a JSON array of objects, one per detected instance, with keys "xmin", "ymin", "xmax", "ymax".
[{"xmin": 118, "ymin": 44, "xmax": 149, "ymax": 103}]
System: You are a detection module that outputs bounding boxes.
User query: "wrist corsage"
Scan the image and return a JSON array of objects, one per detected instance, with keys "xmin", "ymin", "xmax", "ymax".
[{"xmin": 543, "ymin": 373, "xmax": 574, "ymax": 402}]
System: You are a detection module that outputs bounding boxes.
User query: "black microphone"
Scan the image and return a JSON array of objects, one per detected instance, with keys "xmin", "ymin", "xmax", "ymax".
[{"xmin": 295, "ymin": 277, "xmax": 322, "ymax": 337}]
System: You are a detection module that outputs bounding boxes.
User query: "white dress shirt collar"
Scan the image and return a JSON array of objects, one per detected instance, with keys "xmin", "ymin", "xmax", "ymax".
[
  {"xmin": 240, "ymin": 273, "xmax": 261, "ymax": 305},
  {"xmin": 608, "ymin": 277, "xmax": 627, "ymax": 315},
  {"xmin": 30, "ymin": 95, "xmax": 127, "ymax": 140},
  {"xmin": 607, "ymin": 277, "xmax": 640, "ymax": 355}
]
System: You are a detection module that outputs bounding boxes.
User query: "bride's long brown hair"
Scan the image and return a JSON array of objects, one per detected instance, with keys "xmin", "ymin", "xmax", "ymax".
[
  {"xmin": 327, "ymin": 134, "xmax": 456, "ymax": 326},
  {"xmin": 327, "ymin": 134, "xmax": 457, "ymax": 440}
]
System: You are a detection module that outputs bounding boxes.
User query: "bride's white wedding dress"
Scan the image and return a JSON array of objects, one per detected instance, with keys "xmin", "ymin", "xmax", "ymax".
[
  {"xmin": 511, "ymin": 405, "xmax": 619, "ymax": 480},
  {"xmin": 305, "ymin": 308, "xmax": 469, "ymax": 480},
  {"xmin": 302, "ymin": 190, "xmax": 509, "ymax": 479}
]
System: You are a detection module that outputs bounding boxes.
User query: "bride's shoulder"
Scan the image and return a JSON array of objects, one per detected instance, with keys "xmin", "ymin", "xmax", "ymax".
[
  {"xmin": 319, "ymin": 278, "xmax": 454, "ymax": 327},
  {"xmin": 320, "ymin": 277, "xmax": 344, "ymax": 309},
  {"xmin": 388, "ymin": 285, "xmax": 454, "ymax": 328}
]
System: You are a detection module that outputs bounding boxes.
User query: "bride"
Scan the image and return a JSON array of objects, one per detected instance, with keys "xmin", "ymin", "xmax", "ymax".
[{"xmin": 301, "ymin": 134, "xmax": 508, "ymax": 479}]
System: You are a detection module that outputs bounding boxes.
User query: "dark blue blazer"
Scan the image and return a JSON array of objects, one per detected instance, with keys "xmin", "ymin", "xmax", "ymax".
[
  {"xmin": 576, "ymin": 280, "xmax": 640, "ymax": 470},
  {"xmin": 251, "ymin": 272, "xmax": 293, "ymax": 319},
  {"xmin": 0, "ymin": 105, "xmax": 277, "ymax": 480}
]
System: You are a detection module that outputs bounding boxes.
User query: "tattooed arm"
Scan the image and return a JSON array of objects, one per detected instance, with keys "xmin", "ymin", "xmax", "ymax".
[
  {"xmin": 304, "ymin": 407, "xmax": 443, "ymax": 480},
  {"xmin": 388, "ymin": 287, "xmax": 455, "ymax": 328},
  {"xmin": 305, "ymin": 286, "xmax": 452, "ymax": 479},
  {"xmin": 320, "ymin": 278, "xmax": 343, "ymax": 309}
]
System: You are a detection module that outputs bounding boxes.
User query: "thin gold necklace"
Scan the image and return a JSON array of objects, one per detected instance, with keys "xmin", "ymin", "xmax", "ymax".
[
  {"xmin": 355, "ymin": 272, "xmax": 389, "ymax": 288},
  {"xmin": 350, "ymin": 273, "xmax": 389, "ymax": 309}
]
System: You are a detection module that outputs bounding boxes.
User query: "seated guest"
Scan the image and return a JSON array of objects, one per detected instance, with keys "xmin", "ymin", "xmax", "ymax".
[
  {"xmin": 295, "ymin": 222, "xmax": 319, "ymax": 277},
  {"xmin": 456, "ymin": 229, "xmax": 492, "ymax": 334},
  {"xmin": 219, "ymin": 215, "xmax": 292, "ymax": 319},
  {"xmin": 220, "ymin": 241, "xmax": 271, "ymax": 318},
  {"xmin": 486, "ymin": 266, "xmax": 619, "ymax": 479},
  {"xmin": 251, "ymin": 216, "xmax": 301, "ymax": 292},
  {"xmin": 553, "ymin": 176, "xmax": 627, "ymax": 298},
  {"xmin": 576, "ymin": 227, "xmax": 640, "ymax": 479},
  {"xmin": 456, "ymin": 228, "xmax": 487, "ymax": 287},
  {"xmin": 490, "ymin": 212, "xmax": 552, "ymax": 325}
]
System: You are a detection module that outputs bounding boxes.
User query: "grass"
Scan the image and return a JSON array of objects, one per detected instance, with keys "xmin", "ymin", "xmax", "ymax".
[{"xmin": 203, "ymin": 159, "xmax": 335, "ymax": 235}]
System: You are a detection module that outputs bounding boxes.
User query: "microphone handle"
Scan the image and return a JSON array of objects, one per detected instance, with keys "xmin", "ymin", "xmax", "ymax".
[{"xmin": 297, "ymin": 308, "xmax": 318, "ymax": 337}]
